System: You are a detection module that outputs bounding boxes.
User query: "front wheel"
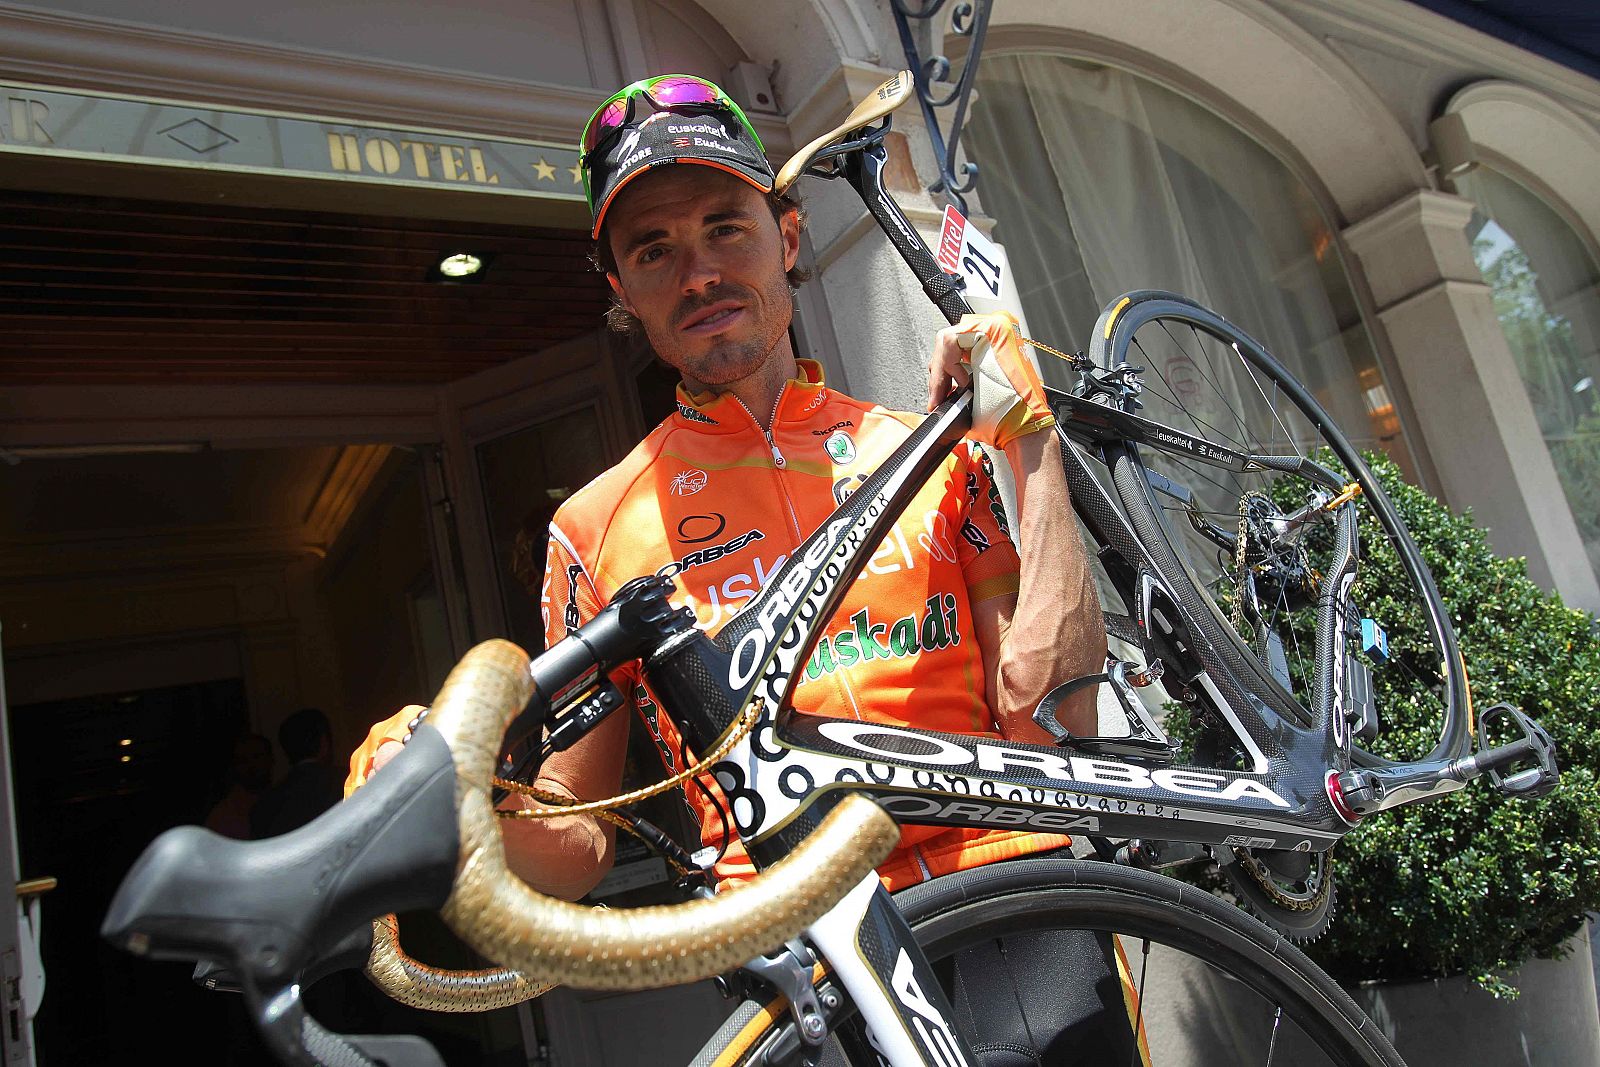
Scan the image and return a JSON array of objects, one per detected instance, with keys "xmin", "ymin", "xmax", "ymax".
[{"xmin": 695, "ymin": 858, "xmax": 1402, "ymax": 1066}]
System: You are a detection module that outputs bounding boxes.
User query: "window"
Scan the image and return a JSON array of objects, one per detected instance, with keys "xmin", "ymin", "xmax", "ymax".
[
  {"xmin": 965, "ymin": 53, "xmax": 1399, "ymax": 464},
  {"xmin": 1456, "ymin": 165, "xmax": 1600, "ymax": 581}
]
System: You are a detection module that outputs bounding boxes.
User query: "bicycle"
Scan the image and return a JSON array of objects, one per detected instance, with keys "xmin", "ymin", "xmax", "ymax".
[{"xmin": 102, "ymin": 71, "xmax": 1559, "ymax": 1067}]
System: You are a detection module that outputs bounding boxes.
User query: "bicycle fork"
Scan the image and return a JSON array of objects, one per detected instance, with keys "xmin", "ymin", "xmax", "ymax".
[{"xmin": 801, "ymin": 875, "xmax": 978, "ymax": 1067}]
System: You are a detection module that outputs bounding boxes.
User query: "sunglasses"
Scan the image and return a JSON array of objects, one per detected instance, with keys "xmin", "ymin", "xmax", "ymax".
[{"xmin": 579, "ymin": 75, "xmax": 765, "ymax": 200}]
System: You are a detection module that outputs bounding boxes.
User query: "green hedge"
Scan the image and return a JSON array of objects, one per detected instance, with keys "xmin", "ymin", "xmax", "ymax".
[{"xmin": 1302, "ymin": 453, "xmax": 1600, "ymax": 996}]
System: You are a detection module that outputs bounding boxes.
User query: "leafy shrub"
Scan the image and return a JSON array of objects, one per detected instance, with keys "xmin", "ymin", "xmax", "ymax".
[{"xmin": 1302, "ymin": 452, "xmax": 1600, "ymax": 996}]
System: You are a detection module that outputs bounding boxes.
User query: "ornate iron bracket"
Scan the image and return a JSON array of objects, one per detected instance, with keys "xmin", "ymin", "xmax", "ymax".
[{"xmin": 890, "ymin": 0, "xmax": 993, "ymax": 215}]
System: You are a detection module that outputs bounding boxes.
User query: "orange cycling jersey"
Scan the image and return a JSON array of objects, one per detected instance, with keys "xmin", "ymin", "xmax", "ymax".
[{"xmin": 538, "ymin": 359, "xmax": 1068, "ymax": 889}]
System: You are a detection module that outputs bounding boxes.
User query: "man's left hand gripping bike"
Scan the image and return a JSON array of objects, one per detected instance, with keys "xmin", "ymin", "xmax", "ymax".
[{"xmin": 103, "ymin": 71, "xmax": 1559, "ymax": 1067}]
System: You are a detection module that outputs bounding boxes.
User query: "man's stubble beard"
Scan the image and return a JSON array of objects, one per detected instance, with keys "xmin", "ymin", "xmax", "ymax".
[{"xmin": 645, "ymin": 273, "xmax": 794, "ymax": 389}]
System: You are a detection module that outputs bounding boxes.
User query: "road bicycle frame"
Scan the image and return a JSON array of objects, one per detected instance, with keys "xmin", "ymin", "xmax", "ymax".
[{"xmin": 635, "ymin": 339, "xmax": 1349, "ymax": 1064}]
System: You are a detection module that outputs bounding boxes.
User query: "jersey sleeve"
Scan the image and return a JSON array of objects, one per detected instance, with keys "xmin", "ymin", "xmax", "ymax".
[
  {"xmin": 955, "ymin": 441, "xmax": 1021, "ymax": 605},
  {"xmin": 542, "ymin": 519, "xmax": 608, "ymax": 645}
]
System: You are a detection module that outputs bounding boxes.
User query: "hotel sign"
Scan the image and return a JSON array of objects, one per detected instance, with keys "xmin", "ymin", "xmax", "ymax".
[{"xmin": 0, "ymin": 82, "xmax": 587, "ymax": 202}]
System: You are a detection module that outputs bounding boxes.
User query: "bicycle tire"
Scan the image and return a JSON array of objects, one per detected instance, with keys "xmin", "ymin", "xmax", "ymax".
[
  {"xmin": 694, "ymin": 857, "xmax": 1402, "ymax": 1067},
  {"xmin": 1089, "ymin": 291, "xmax": 1468, "ymax": 765}
]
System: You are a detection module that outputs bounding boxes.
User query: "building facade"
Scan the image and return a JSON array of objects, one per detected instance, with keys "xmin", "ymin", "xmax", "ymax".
[{"xmin": 0, "ymin": 0, "xmax": 1596, "ymax": 1063}]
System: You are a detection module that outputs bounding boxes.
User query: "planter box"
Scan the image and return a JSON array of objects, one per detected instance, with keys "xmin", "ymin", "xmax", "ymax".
[
  {"xmin": 1115, "ymin": 926, "xmax": 1598, "ymax": 1065},
  {"xmin": 1353, "ymin": 924, "xmax": 1600, "ymax": 1067}
]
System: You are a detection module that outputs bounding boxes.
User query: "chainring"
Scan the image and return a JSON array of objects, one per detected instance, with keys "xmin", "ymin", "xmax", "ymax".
[{"xmin": 1221, "ymin": 846, "xmax": 1335, "ymax": 942}]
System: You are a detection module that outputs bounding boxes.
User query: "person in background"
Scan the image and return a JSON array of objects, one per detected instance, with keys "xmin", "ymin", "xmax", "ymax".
[
  {"xmin": 203, "ymin": 731, "xmax": 272, "ymax": 840},
  {"xmin": 251, "ymin": 708, "xmax": 342, "ymax": 838}
]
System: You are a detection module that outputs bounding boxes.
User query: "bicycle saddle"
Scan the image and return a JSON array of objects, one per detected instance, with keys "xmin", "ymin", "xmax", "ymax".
[{"xmin": 102, "ymin": 726, "xmax": 459, "ymax": 989}]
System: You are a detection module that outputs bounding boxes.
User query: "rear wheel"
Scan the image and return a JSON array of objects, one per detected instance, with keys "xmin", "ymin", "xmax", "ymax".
[
  {"xmin": 695, "ymin": 858, "xmax": 1401, "ymax": 1067},
  {"xmin": 1088, "ymin": 291, "xmax": 1468, "ymax": 763}
]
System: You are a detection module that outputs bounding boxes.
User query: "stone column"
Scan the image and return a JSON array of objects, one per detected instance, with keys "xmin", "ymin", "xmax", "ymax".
[{"xmin": 1344, "ymin": 189, "xmax": 1600, "ymax": 612}]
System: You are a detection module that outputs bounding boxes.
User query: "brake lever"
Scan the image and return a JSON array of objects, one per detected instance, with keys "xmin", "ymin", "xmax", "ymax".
[{"xmin": 249, "ymin": 976, "xmax": 447, "ymax": 1067}]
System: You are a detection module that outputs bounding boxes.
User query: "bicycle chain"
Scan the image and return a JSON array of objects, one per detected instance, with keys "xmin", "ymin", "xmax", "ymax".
[{"xmin": 1231, "ymin": 491, "xmax": 1255, "ymax": 640}]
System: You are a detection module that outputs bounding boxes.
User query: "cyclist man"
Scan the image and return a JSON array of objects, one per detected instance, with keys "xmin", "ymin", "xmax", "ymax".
[
  {"xmin": 351, "ymin": 71, "xmax": 1103, "ymax": 891},
  {"xmin": 347, "ymin": 74, "xmax": 1126, "ymax": 1059}
]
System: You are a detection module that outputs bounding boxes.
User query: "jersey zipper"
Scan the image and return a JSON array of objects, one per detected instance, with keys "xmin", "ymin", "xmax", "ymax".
[{"xmin": 734, "ymin": 387, "xmax": 803, "ymax": 541}]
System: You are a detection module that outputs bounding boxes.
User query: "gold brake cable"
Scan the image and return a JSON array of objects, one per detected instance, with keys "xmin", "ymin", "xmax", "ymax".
[
  {"xmin": 494, "ymin": 697, "xmax": 762, "ymax": 820},
  {"xmin": 1018, "ymin": 335, "xmax": 1078, "ymax": 364}
]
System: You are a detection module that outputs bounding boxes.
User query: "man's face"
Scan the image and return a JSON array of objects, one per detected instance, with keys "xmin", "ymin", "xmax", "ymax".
[{"xmin": 605, "ymin": 167, "xmax": 800, "ymax": 392}]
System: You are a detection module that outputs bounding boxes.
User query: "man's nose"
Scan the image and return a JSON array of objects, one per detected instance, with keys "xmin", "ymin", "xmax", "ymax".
[{"xmin": 678, "ymin": 245, "xmax": 721, "ymax": 294}]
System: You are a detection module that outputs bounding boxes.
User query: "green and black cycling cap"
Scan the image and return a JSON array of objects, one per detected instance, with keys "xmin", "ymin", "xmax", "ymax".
[{"xmin": 580, "ymin": 74, "xmax": 775, "ymax": 242}]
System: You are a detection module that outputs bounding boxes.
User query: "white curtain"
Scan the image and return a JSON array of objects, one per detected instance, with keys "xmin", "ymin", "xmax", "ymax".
[{"xmin": 964, "ymin": 53, "xmax": 1379, "ymax": 453}]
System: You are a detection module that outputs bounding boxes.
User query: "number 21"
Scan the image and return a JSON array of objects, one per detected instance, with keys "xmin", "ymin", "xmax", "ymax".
[{"xmin": 962, "ymin": 242, "xmax": 1001, "ymax": 296}]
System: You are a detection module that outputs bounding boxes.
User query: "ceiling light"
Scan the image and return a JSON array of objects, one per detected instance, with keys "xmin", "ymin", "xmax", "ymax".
[
  {"xmin": 120, "ymin": 738, "xmax": 132, "ymax": 746},
  {"xmin": 437, "ymin": 253, "xmax": 485, "ymax": 278},
  {"xmin": 120, "ymin": 755, "xmax": 132, "ymax": 764}
]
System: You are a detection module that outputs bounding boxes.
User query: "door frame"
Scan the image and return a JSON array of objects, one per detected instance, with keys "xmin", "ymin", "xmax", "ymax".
[
  {"xmin": 0, "ymin": 627, "xmax": 36, "ymax": 1066},
  {"xmin": 438, "ymin": 328, "xmax": 652, "ymax": 644}
]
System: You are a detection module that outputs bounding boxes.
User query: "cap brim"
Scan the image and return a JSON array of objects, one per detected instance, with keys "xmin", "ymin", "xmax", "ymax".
[{"xmin": 590, "ymin": 157, "xmax": 775, "ymax": 241}]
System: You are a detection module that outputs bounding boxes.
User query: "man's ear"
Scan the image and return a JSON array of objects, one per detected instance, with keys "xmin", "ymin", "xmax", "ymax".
[
  {"xmin": 780, "ymin": 207, "xmax": 801, "ymax": 273},
  {"xmin": 606, "ymin": 271, "xmax": 635, "ymax": 316}
]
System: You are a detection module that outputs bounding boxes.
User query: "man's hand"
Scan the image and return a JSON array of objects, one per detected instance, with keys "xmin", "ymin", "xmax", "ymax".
[
  {"xmin": 927, "ymin": 311, "xmax": 1054, "ymax": 450},
  {"xmin": 344, "ymin": 705, "xmax": 426, "ymax": 798}
]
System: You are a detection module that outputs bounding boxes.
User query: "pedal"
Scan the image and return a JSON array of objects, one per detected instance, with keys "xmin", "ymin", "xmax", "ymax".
[
  {"xmin": 1477, "ymin": 704, "xmax": 1559, "ymax": 799},
  {"xmin": 1034, "ymin": 658, "xmax": 1179, "ymax": 761}
]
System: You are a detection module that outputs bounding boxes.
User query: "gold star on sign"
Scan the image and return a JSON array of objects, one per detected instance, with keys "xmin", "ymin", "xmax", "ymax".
[
  {"xmin": 532, "ymin": 158, "xmax": 556, "ymax": 181},
  {"xmin": 568, "ymin": 162, "xmax": 585, "ymax": 184}
]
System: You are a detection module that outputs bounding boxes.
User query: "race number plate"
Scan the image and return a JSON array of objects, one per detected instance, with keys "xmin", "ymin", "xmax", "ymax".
[{"xmin": 935, "ymin": 204, "xmax": 1005, "ymax": 300}]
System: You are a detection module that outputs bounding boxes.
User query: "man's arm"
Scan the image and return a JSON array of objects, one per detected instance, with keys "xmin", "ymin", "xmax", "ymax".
[
  {"xmin": 351, "ymin": 531, "xmax": 629, "ymax": 901},
  {"xmin": 932, "ymin": 323, "xmax": 1106, "ymax": 742},
  {"xmin": 983, "ymin": 431, "xmax": 1104, "ymax": 739}
]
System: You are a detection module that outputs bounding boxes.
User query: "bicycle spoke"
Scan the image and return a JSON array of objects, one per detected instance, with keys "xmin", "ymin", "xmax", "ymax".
[
  {"xmin": 1235, "ymin": 342, "xmax": 1303, "ymax": 460},
  {"xmin": 1176, "ymin": 320, "xmax": 1256, "ymax": 447},
  {"xmin": 1265, "ymin": 1004, "xmax": 1284, "ymax": 1066},
  {"xmin": 1133, "ymin": 335, "xmax": 1249, "ymax": 450}
]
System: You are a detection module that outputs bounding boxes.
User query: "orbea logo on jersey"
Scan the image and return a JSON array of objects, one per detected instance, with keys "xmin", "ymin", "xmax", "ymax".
[
  {"xmin": 675, "ymin": 529, "xmax": 764, "ymax": 573},
  {"xmin": 675, "ymin": 513, "xmax": 727, "ymax": 543},
  {"xmin": 670, "ymin": 469, "xmax": 708, "ymax": 496}
]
